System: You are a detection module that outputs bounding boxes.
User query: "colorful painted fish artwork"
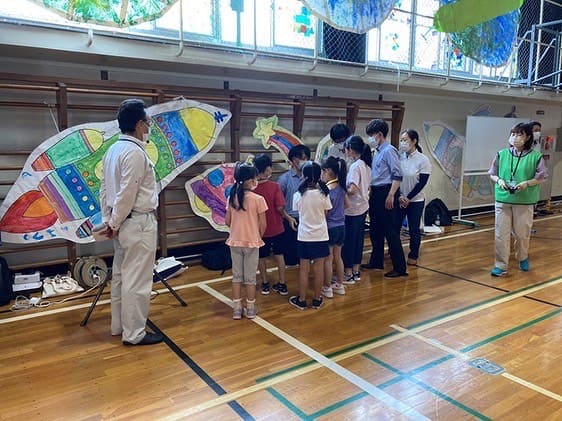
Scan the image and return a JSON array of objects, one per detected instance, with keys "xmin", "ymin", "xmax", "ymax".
[
  {"xmin": 462, "ymin": 174, "xmax": 493, "ymax": 199},
  {"xmin": 438, "ymin": 0, "xmax": 520, "ymax": 67},
  {"xmin": 423, "ymin": 120, "xmax": 494, "ymax": 201},
  {"xmin": 252, "ymin": 115, "xmax": 304, "ymax": 161},
  {"xmin": 185, "ymin": 164, "xmax": 236, "ymax": 233},
  {"xmin": 0, "ymin": 99, "xmax": 231, "ymax": 244},
  {"xmin": 300, "ymin": 0, "xmax": 396, "ymax": 34},
  {"xmin": 314, "ymin": 134, "xmax": 332, "ymax": 163},
  {"xmin": 423, "ymin": 120, "xmax": 465, "ymax": 191}
]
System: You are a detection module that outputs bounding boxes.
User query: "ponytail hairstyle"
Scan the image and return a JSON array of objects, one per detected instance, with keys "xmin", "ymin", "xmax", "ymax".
[
  {"xmin": 229, "ymin": 161, "xmax": 258, "ymax": 211},
  {"xmin": 345, "ymin": 135, "xmax": 372, "ymax": 168},
  {"xmin": 402, "ymin": 129, "xmax": 422, "ymax": 153},
  {"xmin": 321, "ymin": 156, "xmax": 347, "ymax": 191},
  {"xmin": 298, "ymin": 161, "xmax": 329, "ymax": 196}
]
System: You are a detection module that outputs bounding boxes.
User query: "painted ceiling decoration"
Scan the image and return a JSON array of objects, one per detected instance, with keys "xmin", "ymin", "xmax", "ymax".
[
  {"xmin": 299, "ymin": 0, "xmax": 396, "ymax": 34},
  {"xmin": 436, "ymin": 0, "xmax": 523, "ymax": 67},
  {"xmin": 29, "ymin": 0, "xmax": 178, "ymax": 27}
]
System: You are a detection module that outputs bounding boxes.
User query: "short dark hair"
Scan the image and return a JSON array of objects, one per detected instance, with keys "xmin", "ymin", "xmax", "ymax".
[
  {"xmin": 529, "ymin": 120, "xmax": 541, "ymax": 128},
  {"xmin": 329, "ymin": 123, "xmax": 351, "ymax": 143},
  {"xmin": 117, "ymin": 99, "xmax": 147, "ymax": 134},
  {"xmin": 513, "ymin": 122, "xmax": 534, "ymax": 150},
  {"xmin": 254, "ymin": 154, "xmax": 272, "ymax": 174},
  {"xmin": 366, "ymin": 119, "xmax": 389, "ymax": 137},
  {"xmin": 287, "ymin": 144, "xmax": 311, "ymax": 162}
]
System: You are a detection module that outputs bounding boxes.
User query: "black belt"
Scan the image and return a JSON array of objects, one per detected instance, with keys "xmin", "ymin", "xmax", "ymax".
[{"xmin": 126, "ymin": 210, "xmax": 156, "ymax": 218}]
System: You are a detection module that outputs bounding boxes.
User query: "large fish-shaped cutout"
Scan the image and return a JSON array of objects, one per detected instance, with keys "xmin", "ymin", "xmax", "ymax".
[
  {"xmin": 252, "ymin": 115, "xmax": 303, "ymax": 160},
  {"xmin": 314, "ymin": 134, "xmax": 331, "ymax": 163},
  {"xmin": 185, "ymin": 163, "xmax": 235, "ymax": 232},
  {"xmin": 423, "ymin": 120, "xmax": 494, "ymax": 201},
  {"xmin": 422, "ymin": 120, "xmax": 464, "ymax": 192},
  {"xmin": 0, "ymin": 99, "xmax": 231, "ymax": 243}
]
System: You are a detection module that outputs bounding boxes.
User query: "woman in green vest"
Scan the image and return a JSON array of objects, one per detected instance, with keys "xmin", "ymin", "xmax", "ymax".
[{"xmin": 488, "ymin": 122, "xmax": 548, "ymax": 277}]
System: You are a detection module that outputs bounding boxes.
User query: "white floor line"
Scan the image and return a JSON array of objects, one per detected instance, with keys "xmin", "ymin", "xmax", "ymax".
[
  {"xmin": 197, "ymin": 284, "xmax": 429, "ymax": 421},
  {"xmin": 2, "ymin": 213, "xmax": 560, "ymax": 325},
  {"xmin": 391, "ymin": 324, "xmax": 562, "ymax": 402}
]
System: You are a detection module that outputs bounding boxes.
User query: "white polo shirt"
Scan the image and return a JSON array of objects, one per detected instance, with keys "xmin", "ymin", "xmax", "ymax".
[{"xmin": 399, "ymin": 150, "xmax": 431, "ymax": 202}]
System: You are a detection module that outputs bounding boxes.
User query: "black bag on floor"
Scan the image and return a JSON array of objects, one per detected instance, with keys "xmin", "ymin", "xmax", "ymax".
[
  {"xmin": 0, "ymin": 256, "xmax": 14, "ymax": 306},
  {"xmin": 202, "ymin": 244, "xmax": 232, "ymax": 275},
  {"xmin": 424, "ymin": 198, "xmax": 453, "ymax": 226}
]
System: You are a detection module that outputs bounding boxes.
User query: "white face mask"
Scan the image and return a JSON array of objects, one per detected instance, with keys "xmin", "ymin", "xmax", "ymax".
[
  {"xmin": 533, "ymin": 131, "xmax": 541, "ymax": 141},
  {"xmin": 513, "ymin": 135, "xmax": 525, "ymax": 149},
  {"xmin": 399, "ymin": 141, "xmax": 410, "ymax": 153},
  {"xmin": 508, "ymin": 133, "xmax": 515, "ymax": 146},
  {"xmin": 368, "ymin": 136, "xmax": 377, "ymax": 147},
  {"xmin": 297, "ymin": 160, "xmax": 310, "ymax": 171},
  {"xmin": 142, "ymin": 133, "xmax": 150, "ymax": 143}
]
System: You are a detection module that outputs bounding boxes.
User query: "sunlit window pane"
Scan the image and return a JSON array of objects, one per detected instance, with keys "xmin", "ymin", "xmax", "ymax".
[
  {"xmin": 273, "ymin": 0, "xmax": 315, "ymax": 49},
  {"xmin": 379, "ymin": 10, "xmax": 410, "ymax": 64},
  {"xmin": 155, "ymin": 0, "xmax": 213, "ymax": 36},
  {"xmin": 414, "ymin": 16, "xmax": 440, "ymax": 70},
  {"xmin": 416, "ymin": 0, "xmax": 439, "ymax": 17},
  {"xmin": 395, "ymin": 0, "xmax": 413, "ymax": 12}
]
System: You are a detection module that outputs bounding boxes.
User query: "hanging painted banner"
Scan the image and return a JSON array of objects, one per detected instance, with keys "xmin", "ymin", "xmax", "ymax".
[
  {"xmin": 434, "ymin": 0, "xmax": 523, "ymax": 33},
  {"xmin": 314, "ymin": 134, "xmax": 331, "ymax": 163},
  {"xmin": 29, "ymin": 0, "xmax": 178, "ymax": 27},
  {"xmin": 185, "ymin": 163, "xmax": 236, "ymax": 232},
  {"xmin": 252, "ymin": 115, "xmax": 304, "ymax": 160},
  {"xmin": 422, "ymin": 120, "xmax": 492, "ymax": 200},
  {"xmin": 0, "ymin": 98, "xmax": 231, "ymax": 243},
  {"xmin": 299, "ymin": 0, "xmax": 395, "ymax": 34},
  {"xmin": 438, "ymin": 0, "xmax": 521, "ymax": 67}
]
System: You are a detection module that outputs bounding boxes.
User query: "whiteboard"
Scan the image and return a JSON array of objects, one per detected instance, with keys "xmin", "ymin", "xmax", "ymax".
[{"xmin": 464, "ymin": 116, "xmax": 527, "ymax": 171}]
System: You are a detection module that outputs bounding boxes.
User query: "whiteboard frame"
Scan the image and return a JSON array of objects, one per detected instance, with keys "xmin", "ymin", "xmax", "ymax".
[{"xmin": 457, "ymin": 116, "xmax": 528, "ymax": 220}]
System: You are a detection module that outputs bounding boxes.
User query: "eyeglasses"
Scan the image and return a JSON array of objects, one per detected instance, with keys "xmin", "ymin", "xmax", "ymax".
[{"xmin": 142, "ymin": 118, "xmax": 154, "ymax": 127}]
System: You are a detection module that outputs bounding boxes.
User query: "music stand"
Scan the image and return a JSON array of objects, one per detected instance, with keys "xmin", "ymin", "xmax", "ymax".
[{"xmin": 80, "ymin": 269, "xmax": 187, "ymax": 327}]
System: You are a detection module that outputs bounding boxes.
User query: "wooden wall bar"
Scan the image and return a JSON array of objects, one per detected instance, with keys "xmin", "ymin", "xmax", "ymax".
[{"xmin": 0, "ymin": 73, "xmax": 405, "ymax": 270}]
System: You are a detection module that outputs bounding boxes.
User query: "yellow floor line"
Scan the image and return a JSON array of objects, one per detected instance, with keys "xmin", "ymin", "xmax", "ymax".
[
  {"xmin": 180, "ymin": 284, "xmax": 429, "ymax": 421},
  {"xmin": 391, "ymin": 324, "xmax": 562, "ymax": 402}
]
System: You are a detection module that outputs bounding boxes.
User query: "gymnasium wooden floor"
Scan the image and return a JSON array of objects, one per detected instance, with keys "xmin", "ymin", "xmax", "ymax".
[{"xmin": 2, "ymin": 211, "xmax": 562, "ymax": 420}]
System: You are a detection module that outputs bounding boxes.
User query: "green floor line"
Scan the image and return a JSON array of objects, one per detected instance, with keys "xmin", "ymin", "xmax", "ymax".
[
  {"xmin": 407, "ymin": 274, "xmax": 562, "ymax": 330},
  {"xmin": 308, "ymin": 392, "xmax": 369, "ymax": 419},
  {"xmin": 461, "ymin": 307, "xmax": 562, "ymax": 353},
  {"xmin": 259, "ymin": 276, "xmax": 562, "ymax": 419},
  {"xmin": 266, "ymin": 387, "xmax": 311, "ymax": 420},
  {"xmin": 363, "ymin": 354, "xmax": 491, "ymax": 420},
  {"xmin": 256, "ymin": 331, "xmax": 400, "ymax": 384}
]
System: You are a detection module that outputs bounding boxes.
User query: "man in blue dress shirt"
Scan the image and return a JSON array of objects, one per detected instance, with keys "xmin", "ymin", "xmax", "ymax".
[{"xmin": 361, "ymin": 119, "xmax": 408, "ymax": 278}]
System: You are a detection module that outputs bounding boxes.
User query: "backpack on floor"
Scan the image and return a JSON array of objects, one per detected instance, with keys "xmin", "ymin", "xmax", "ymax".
[
  {"xmin": 202, "ymin": 244, "xmax": 232, "ymax": 275},
  {"xmin": 0, "ymin": 256, "xmax": 14, "ymax": 306},
  {"xmin": 424, "ymin": 198, "xmax": 453, "ymax": 226}
]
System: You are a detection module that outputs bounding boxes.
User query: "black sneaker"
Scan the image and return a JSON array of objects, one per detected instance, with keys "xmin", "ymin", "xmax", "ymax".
[
  {"xmin": 311, "ymin": 297, "xmax": 324, "ymax": 309},
  {"xmin": 123, "ymin": 332, "xmax": 164, "ymax": 346},
  {"xmin": 289, "ymin": 295, "xmax": 307, "ymax": 310},
  {"xmin": 272, "ymin": 282, "xmax": 288, "ymax": 296},
  {"xmin": 261, "ymin": 282, "xmax": 270, "ymax": 295}
]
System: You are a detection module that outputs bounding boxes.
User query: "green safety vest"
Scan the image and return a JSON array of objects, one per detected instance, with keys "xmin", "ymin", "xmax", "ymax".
[{"xmin": 495, "ymin": 148, "xmax": 542, "ymax": 205}]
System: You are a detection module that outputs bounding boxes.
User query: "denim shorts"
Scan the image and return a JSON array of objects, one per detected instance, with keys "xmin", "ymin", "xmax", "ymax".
[
  {"xmin": 297, "ymin": 240, "xmax": 330, "ymax": 260},
  {"xmin": 328, "ymin": 225, "xmax": 345, "ymax": 246}
]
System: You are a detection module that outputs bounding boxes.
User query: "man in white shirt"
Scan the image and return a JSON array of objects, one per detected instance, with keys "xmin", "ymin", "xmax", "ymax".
[{"xmin": 100, "ymin": 99, "xmax": 162, "ymax": 346}]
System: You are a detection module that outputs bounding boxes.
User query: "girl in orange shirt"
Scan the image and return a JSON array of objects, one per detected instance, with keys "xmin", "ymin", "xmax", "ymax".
[{"xmin": 225, "ymin": 162, "xmax": 268, "ymax": 319}]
